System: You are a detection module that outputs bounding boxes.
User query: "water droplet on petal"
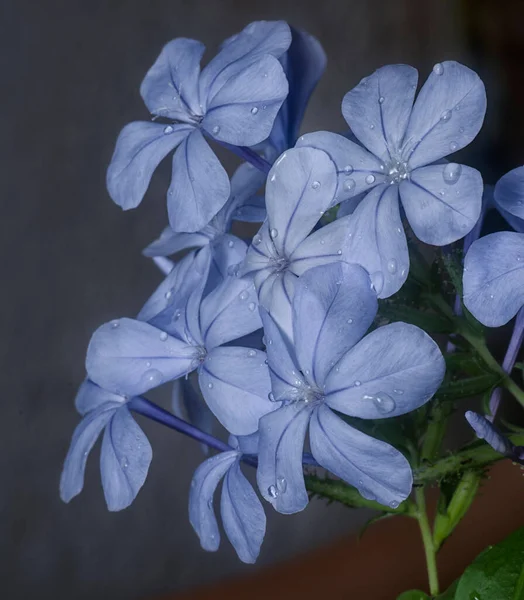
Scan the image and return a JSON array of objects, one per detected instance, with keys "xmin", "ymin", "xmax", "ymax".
[
  {"xmin": 449, "ymin": 141, "xmax": 458, "ymax": 152},
  {"xmin": 347, "ymin": 318, "xmax": 353, "ymax": 324},
  {"xmin": 268, "ymin": 392, "xmax": 275, "ymax": 402},
  {"xmin": 142, "ymin": 369, "xmax": 163, "ymax": 387},
  {"xmin": 387, "ymin": 259, "xmax": 398, "ymax": 274},
  {"xmin": 459, "ymin": 127, "xmax": 465, "ymax": 134},
  {"xmin": 378, "ymin": 96, "xmax": 385, "ymax": 104},
  {"xmin": 110, "ymin": 320, "xmax": 119, "ymax": 329},
  {"xmin": 433, "ymin": 63, "xmax": 444, "ymax": 75},
  {"xmin": 389, "ymin": 500, "xmax": 399, "ymax": 508},
  {"xmin": 393, "ymin": 389, "xmax": 404, "ymax": 395},
  {"xmin": 207, "ymin": 382, "xmax": 213, "ymax": 389},
  {"xmin": 365, "ymin": 174, "xmax": 376, "ymax": 185},
  {"xmin": 173, "ymin": 310, "xmax": 181, "ymax": 322},
  {"xmin": 443, "ymin": 163, "xmax": 462, "ymax": 185},
  {"xmin": 440, "ymin": 109, "xmax": 452, "ymax": 122},
  {"xmin": 239, "ymin": 290, "xmax": 249, "ymax": 301},
  {"xmin": 312, "ymin": 180, "xmax": 321, "ymax": 190},
  {"xmin": 247, "ymin": 350, "xmax": 256, "ymax": 358},
  {"xmin": 268, "ymin": 485, "xmax": 279, "ymax": 499},
  {"xmin": 363, "ymin": 392, "xmax": 396, "ymax": 414},
  {"xmin": 248, "ymin": 302, "xmax": 256, "ymax": 312},
  {"xmin": 369, "ymin": 123, "xmax": 375, "ymax": 130},
  {"xmin": 228, "ymin": 240, "xmax": 234, "ymax": 248},
  {"xmin": 270, "ymin": 174, "xmax": 276, "ymax": 183},
  {"xmin": 253, "ymin": 234, "xmax": 262, "ymax": 245},
  {"xmin": 159, "ymin": 331, "xmax": 168, "ymax": 341},
  {"xmin": 146, "ymin": 361, "xmax": 152, "ymax": 368},
  {"xmin": 344, "ymin": 165, "xmax": 353, "ymax": 175},
  {"xmin": 270, "ymin": 228, "xmax": 278, "ymax": 239},
  {"xmin": 337, "ymin": 249, "xmax": 342, "ymax": 255},
  {"xmin": 359, "ymin": 487, "xmax": 376, "ymax": 501},
  {"xmin": 277, "ymin": 476, "xmax": 287, "ymax": 493},
  {"xmin": 343, "ymin": 179, "xmax": 356, "ymax": 192},
  {"xmin": 354, "ymin": 380, "xmax": 361, "ymax": 387},
  {"xmin": 212, "ymin": 125, "xmax": 220, "ymax": 135},
  {"xmin": 163, "ymin": 125, "xmax": 174, "ymax": 134},
  {"xmin": 251, "ymin": 106, "xmax": 259, "ymax": 115},
  {"xmin": 370, "ymin": 271, "xmax": 384, "ymax": 293}
]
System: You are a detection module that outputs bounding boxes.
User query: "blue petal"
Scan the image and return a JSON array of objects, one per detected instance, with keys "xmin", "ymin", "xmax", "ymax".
[
  {"xmin": 258, "ymin": 271, "xmax": 296, "ymax": 343},
  {"xmin": 463, "ymin": 232, "xmax": 524, "ymax": 327},
  {"xmin": 199, "ymin": 21, "xmax": 291, "ymax": 102},
  {"xmin": 236, "ymin": 432, "xmax": 260, "ymax": 455},
  {"xmin": 221, "ymin": 460, "xmax": 266, "ymax": 563},
  {"xmin": 147, "ymin": 246, "xmax": 211, "ymax": 345},
  {"xmin": 342, "ymin": 65, "xmax": 418, "ymax": 160},
  {"xmin": 100, "ymin": 406, "xmax": 152, "ymax": 511},
  {"xmin": 60, "ymin": 402, "xmax": 119, "ymax": 503},
  {"xmin": 295, "ymin": 131, "xmax": 385, "ymax": 203},
  {"xmin": 168, "ymin": 130, "xmax": 230, "ymax": 233},
  {"xmin": 293, "ymin": 262, "xmax": 378, "ymax": 387},
  {"xmin": 260, "ymin": 308, "xmax": 302, "ymax": 402},
  {"xmin": 189, "ymin": 451, "xmax": 239, "ymax": 552},
  {"xmin": 257, "ymin": 402, "xmax": 313, "ymax": 514},
  {"xmin": 172, "ymin": 377, "xmax": 215, "ymax": 455},
  {"xmin": 494, "ymin": 166, "xmax": 524, "ymax": 230},
  {"xmin": 143, "ymin": 225, "xmax": 213, "ymax": 257},
  {"xmin": 266, "ymin": 147, "xmax": 337, "ymax": 257},
  {"xmin": 309, "ymin": 405, "xmax": 413, "ymax": 506},
  {"xmin": 288, "ymin": 215, "xmax": 351, "ymax": 276},
  {"xmin": 75, "ymin": 379, "xmax": 126, "ymax": 416},
  {"xmin": 86, "ymin": 318, "xmax": 199, "ymax": 396},
  {"xmin": 403, "ymin": 61, "xmax": 486, "ymax": 169},
  {"xmin": 200, "ymin": 274, "xmax": 261, "ymax": 350},
  {"xmin": 199, "ymin": 346, "xmax": 275, "ymax": 435},
  {"xmin": 237, "ymin": 221, "xmax": 274, "ymax": 277},
  {"xmin": 324, "ymin": 322, "xmax": 445, "ymax": 419},
  {"xmin": 269, "ymin": 27, "xmax": 326, "ymax": 150},
  {"xmin": 343, "ymin": 184, "xmax": 409, "ymax": 298},
  {"xmin": 465, "ymin": 411, "xmax": 512, "ymax": 455},
  {"xmin": 203, "ymin": 54, "xmax": 288, "ymax": 147},
  {"xmin": 400, "ymin": 164, "xmax": 483, "ymax": 245},
  {"xmin": 107, "ymin": 122, "xmax": 193, "ymax": 210},
  {"xmin": 221, "ymin": 163, "xmax": 266, "ymax": 227},
  {"xmin": 206, "ymin": 235, "xmax": 248, "ymax": 293},
  {"xmin": 140, "ymin": 38, "xmax": 204, "ymax": 120}
]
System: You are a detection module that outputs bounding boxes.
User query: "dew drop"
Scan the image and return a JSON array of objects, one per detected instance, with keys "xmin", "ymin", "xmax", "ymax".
[
  {"xmin": 248, "ymin": 302, "xmax": 256, "ymax": 312},
  {"xmin": 212, "ymin": 125, "xmax": 220, "ymax": 135},
  {"xmin": 207, "ymin": 382, "xmax": 213, "ymax": 389},
  {"xmin": 387, "ymin": 259, "xmax": 398, "ymax": 274},
  {"xmin": 110, "ymin": 320, "xmax": 119, "ymax": 329},
  {"xmin": 359, "ymin": 487, "xmax": 376, "ymax": 501},
  {"xmin": 163, "ymin": 125, "xmax": 174, "ymax": 134},
  {"xmin": 268, "ymin": 392, "xmax": 275, "ymax": 402},
  {"xmin": 251, "ymin": 106, "xmax": 259, "ymax": 115},
  {"xmin": 433, "ymin": 62, "xmax": 444, "ymax": 75},
  {"xmin": 270, "ymin": 228, "xmax": 278, "ymax": 239},
  {"xmin": 354, "ymin": 380, "xmax": 361, "ymax": 387},
  {"xmin": 343, "ymin": 179, "xmax": 356, "ymax": 192},
  {"xmin": 344, "ymin": 165, "xmax": 353, "ymax": 175},
  {"xmin": 173, "ymin": 309, "xmax": 181, "ymax": 322},
  {"xmin": 378, "ymin": 96, "xmax": 385, "ymax": 104},
  {"xmin": 146, "ymin": 361, "xmax": 152, "ymax": 368},
  {"xmin": 228, "ymin": 240, "xmax": 234, "ymax": 248},
  {"xmin": 142, "ymin": 369, "xmax": 163, "ymax": 387},
  {"xmin": 365, "ymin": 174, "xmax": 376, "ymax": 185},
  {"xmin": 365, "ymin": 392, "xmax": 396, "ymax": 414},
  {"xmin": 268, "ymin": 485, "xmax": 279, "ymax": 499},
  {"xmin": 369, "ymin": 123, "xmax": 375, "ymax": 130},
  {"xmin": 247, "ymin": 349, "xmax": 256, "ymax": 357},
  {"xmin": 320, "ymin": 239, "xmax": 325, "ymax": 245},
  {"xmin": 440, "ymin": 109, "xmax": 452, "ymax": 122},
  {"xmin": 270, "ymin": 174, "xmax": 276, "ymax": 182},
  {"xmin": 312, "ymin": 180, "xmax": 321, "ymax": 190},
  {"xmin": 337, "ymin": 249, "xmax": 342, "ymax": 255},
  {"xmin": 389, "ymin": 500, "xmax": 399, "ymax": 508},
  {"xmin": 489, "ymin": 293, "xmax": 494, "ymax": 299},
  {"xmin": 443, "ymin": 162, "xmax": 462, "ymax": 185},
  {"xmin": 459, "ymin": 127, "xmax": 465, "ymax": 134},
  {"xmin": 347, "ymin": 318, "xmax": 353, "ymax": 324},
  {"xmin": 276, "ymin": 476, "xmax": 287, "ymax": 493},
  {"xmin": 159, "ymin": 331, "xmax": 168, "ymax": 341},
  {"xmin": 370, "ymin": 271, "xmax": 384, "ymax": 294},
  {"xmin": 393, "ymin": 389, "xmax": 404, "ymax": 395},
  {"xmin": 253, "ymin": 233, "xmax": 262, "ymax": 245}
]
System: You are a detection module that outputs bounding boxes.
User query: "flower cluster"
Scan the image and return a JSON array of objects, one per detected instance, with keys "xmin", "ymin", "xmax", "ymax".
[{"xmin": 61, "ymin": 20, "xmax": 504, "ymax": 565}]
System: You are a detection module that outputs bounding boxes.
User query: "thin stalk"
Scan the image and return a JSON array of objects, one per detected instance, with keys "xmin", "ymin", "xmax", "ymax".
[
  {"xmin": 489, "ymin": 307, "xmax": 524, "ymax": 418},
  {"xmin": 415, "ymin": 486, "xmax": 440, "ymax": 596}
]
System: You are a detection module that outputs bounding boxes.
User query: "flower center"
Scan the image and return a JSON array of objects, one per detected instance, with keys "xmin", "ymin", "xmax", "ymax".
[
  {"xmin": 383, "ymin": 158, "xmax": 410, "ymax": 185},
  {"xmin": 270, "ymin": 255, "xmax": 290, "ymax": 273}
]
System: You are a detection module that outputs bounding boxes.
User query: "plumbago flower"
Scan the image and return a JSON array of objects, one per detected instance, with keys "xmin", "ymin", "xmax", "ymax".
[
  {"xmin": 107, "ymin": 21, "xmax": 290, "ymax": 232},
  {"xmin": 239, "ymin": 146, "xmax": 352, "ymax": 339},
  {"xmin": 189, "ymin": 433, "xmax": 265, "ymax": 563},
  {"xmin": 464, "ymin": 167, "xmax": 524, "ymax": 326},
  {"xmin": 143, "ymin": 163, "xmax": 266, "ymax": 258},
  {"xmin": 86, "ymin": 244, "xmax": 276, "ymax": 436},
  {"xmin": 297, "ymin": 61, "xmax": 486, "ymax": 297},
  {"xmin": 465, "ymin": 411, "xmax": 524, "ymax": 464},
  {"xmin": 257, "ymin": 261, "xmax": 445, "ymax": 514},
  {"xmin": 60, "ymin": 380, "xmax": 152, "ymax": 511}
]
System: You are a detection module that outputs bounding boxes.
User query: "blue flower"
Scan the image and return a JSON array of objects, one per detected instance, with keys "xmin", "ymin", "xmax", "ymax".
[
  {"xmin": 463, "ymin": 167, "xmax": 524, "ymax": 327},
  {"xmin": 256, "ymin": 261, "xmax": 445, "ymax": 514},
  {"xmin": 143, "ymin": 163, "xmax": 266, "ymax": 258},
  {"xmin": 238, "ymin": 146, "xmax": 350, "ymax": 340},
  {"xmin": 107, "ymin": 21, "xmax": 290, "ymax": 233},
  {"xmin": 60, "ymin": 380, "xmax": 152, "ymax": 511},
  {"xmin": 297, "ymin": 62, "xmax": 486, "ymax": 297},
  {"xmin": 86, "ymin": 245, "xmax": 276, "ymax": 435},
  {"xmin": 465, "ymin": 411, "xmax": 524, "ymax": 462},
  {"xmin": 189, "ymin": 434, "xmax": 265, "ymax": 563}
]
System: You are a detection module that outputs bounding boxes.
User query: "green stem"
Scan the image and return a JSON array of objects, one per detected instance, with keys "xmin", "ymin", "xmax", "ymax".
[{"xmin": 415, "ymin": 486, "xmax": 440, "ymax": 596}]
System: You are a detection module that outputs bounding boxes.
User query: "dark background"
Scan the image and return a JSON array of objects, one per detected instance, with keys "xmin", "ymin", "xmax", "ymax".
[{"xmin": 2, "ymin": 1, "xmax": 524, "ymax": 599}]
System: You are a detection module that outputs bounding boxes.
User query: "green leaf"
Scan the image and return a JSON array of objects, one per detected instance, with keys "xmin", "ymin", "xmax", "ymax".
[
  {"xmin": 379, "ymin": 302, "xmax": 454, "ymax": 333},
  {"xmin": 441, "ymin": 249, "xmax": 464, "ymax": 296},
  {"xmin": 444, "ymin": 353, "xmax": 487, "ymax": 377},
  {"xmin": 438, "ymin": 580, "xmax": 459, "ymax": 599},
  {"xmin": 436, "ymin": 374, "xmax": 502, "ymax": 402},
  {"xmin": 397, "ymin": 591, "xmax": 430, "ymax": 600},
  {"xmin": 455, "ymin": 527, "xmax": 524, "ymax": 600}
]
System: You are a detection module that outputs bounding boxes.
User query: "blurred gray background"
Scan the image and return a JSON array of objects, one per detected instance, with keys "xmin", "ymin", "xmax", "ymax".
[{"xmin": 2, "ymin": 0, "xmax": 521, "ymax": 598}]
